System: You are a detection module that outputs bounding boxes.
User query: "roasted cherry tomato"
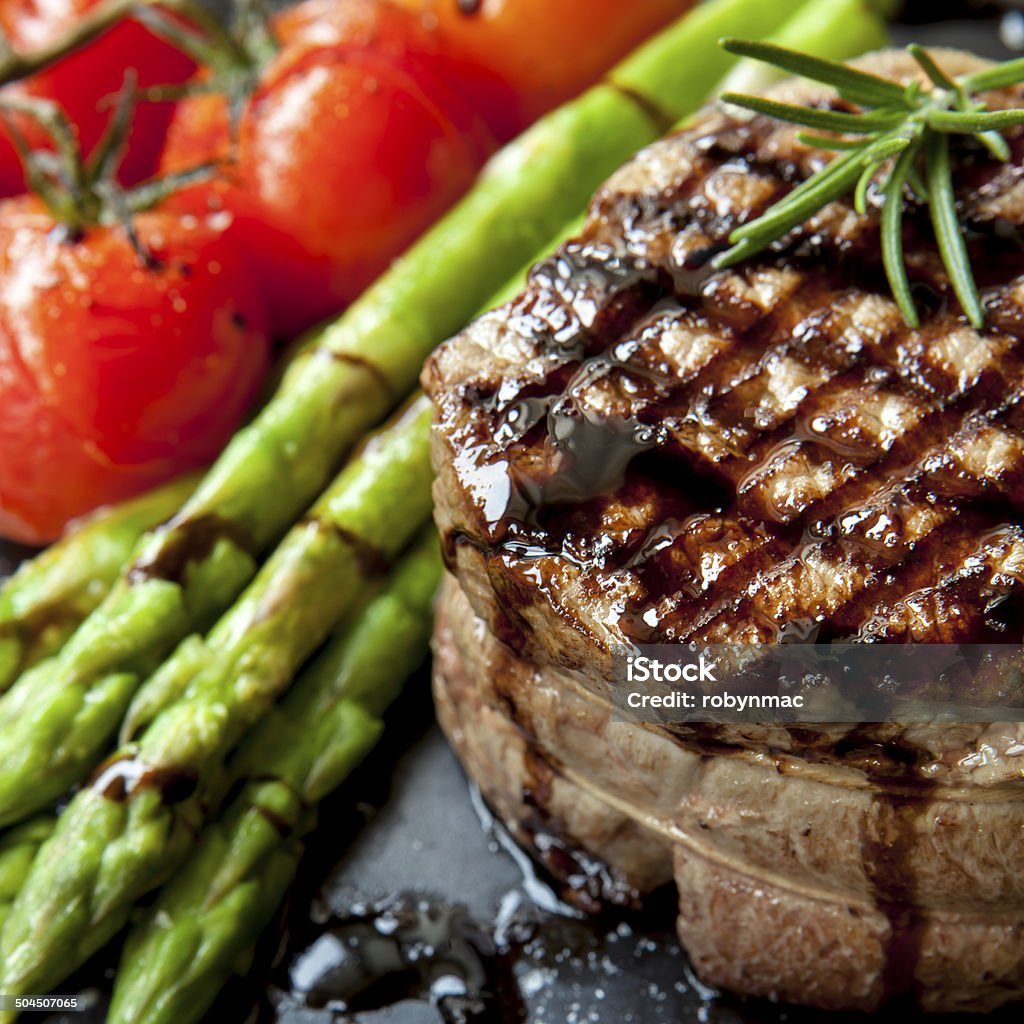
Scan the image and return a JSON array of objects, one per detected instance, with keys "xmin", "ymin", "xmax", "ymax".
[
  {"xmin": 160, "ymin": 0, "xmax": 496, "ymax": 338},
  {"xmin": 399, "ymin": 0, "xmax": 691, "ymax": 137},
  {"xmin": 0, "ymin": 197, "xmax": 271, "ymax": 544},
  {"xmin": 0, "ymin": 0, "xmax": 197, "ymax": 196}
]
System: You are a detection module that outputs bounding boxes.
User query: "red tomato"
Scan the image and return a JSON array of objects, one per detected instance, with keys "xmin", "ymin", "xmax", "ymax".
[
  {"xmin": 274, "ymin": 0, "xmax": 431, "ymax": 49},
  {"xmin": 399, "ymin": 0, "xmax": 692, "ymax": 136},
  {"xmin": 161, "ymin": 0, "xmax": 496, "ymax": 338},
  {"xmin": 0, "ymin": 0, "xmax": 197, "ymax": 196},
  {"xmin": 0, "ymin": 197, "xmax": 271, "ymax": 544}
]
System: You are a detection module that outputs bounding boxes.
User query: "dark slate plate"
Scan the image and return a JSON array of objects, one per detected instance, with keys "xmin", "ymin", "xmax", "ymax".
[{"xmin": 3, "ymin": 4, "xmax": 1023, "ymax": 1022}]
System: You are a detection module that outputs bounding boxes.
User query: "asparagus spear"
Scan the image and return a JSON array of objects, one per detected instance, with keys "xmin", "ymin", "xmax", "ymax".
[
  {"xmin": 0, "ymin": 1, "xmax": 890, "ymax": 1007},
  {"xmin": 0, "ymin": 397, "xmax": 434, "ymax": 1005},
  {"xmin": 0, "ymin": 0, "xmax": 812, "ymax": 833},
  {"xmin": 104, "ymin": 9, "xmax": 893, "ymax": 1012},
  {"xmin": 108, "ymin": 530, "xmax": 441, "ymax": 1024},
  {"xmin": 0, "ymin": 390, "xmax": 431, "ymax": 829},
  {"xmin": 486, "ymin": 0, "xmax": 888, "ymax": 310},
  {"xmin": 716, "ymin": 0, "xmax": 890, "ymax": 94},
  {"xmin": 0, "ymin": 818, "xmax": 54, "ymax": 934},
  {"xmin": 0, "ymin": 474, "xmax": 197, "ymax": 693}
]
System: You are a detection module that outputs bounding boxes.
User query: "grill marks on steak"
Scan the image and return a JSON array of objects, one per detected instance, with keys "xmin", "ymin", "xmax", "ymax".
[
  {"xmin": 426, "ymin": 52, "xmax": 1024, "ymax": 1014},
  {"xmin": 424, "ymin": 57, "xmax": 1024, "ymax": 655}
]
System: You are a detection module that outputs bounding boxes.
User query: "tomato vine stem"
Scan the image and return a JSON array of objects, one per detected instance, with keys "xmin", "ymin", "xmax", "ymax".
[{"xmin": 0, "ymin": 0, "xmax": 246, "ymax": 88}]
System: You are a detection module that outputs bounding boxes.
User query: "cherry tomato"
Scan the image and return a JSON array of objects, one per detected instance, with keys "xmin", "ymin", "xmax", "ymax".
[
  {"xmin": 274, "ymin": 0, "xmax": 432, "ymax": 50},
  {"xmin": 275, "ymin": 0, "xmax": 517, "ymax": 142},
  {"xmin": 0, "ymin": 196, "xmax": 271, "ymax": 544},
  {"xmin": 398, "ymin": 0, "xmax": 691, "ymax": 137},
  {"xmin": 0, "ymin": 0, "xmax": 197, "ymax": 196},
  {"xmin": 161, "ymin": 0, "xmax": 496, "ymax": 338}
]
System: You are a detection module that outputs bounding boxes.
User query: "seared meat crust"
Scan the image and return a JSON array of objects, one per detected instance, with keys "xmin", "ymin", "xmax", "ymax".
[
  {"xmin": 424, "ymin": 50, "xmax": 1024, "ymax": 674},
  {"xmin": 424, "ymin": 49, "xmax": 1024, "ymax": 1012}
]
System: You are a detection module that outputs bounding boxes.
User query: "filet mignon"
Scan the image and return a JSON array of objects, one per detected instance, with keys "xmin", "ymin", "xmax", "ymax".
[{"xmin": 423, "ymin": 49, "xmax": 1024, "ymax": 1012}]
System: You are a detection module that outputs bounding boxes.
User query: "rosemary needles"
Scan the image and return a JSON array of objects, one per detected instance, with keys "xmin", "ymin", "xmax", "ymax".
[{"xmin": 712, "ymin": 39, "xmax": 1024, "ymax": 329}]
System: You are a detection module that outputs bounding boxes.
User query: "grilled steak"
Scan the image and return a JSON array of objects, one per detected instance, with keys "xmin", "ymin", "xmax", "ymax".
[
  {"xmin": 424, "ymin": 50, "xmax": 1024, "ymax": 1012},
  {"xmin": 435, "ymin": 576, "xmax": 1024, "ymax": 1012}
]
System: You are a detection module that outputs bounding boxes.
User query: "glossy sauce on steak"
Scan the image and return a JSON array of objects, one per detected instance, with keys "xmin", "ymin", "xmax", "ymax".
[
  {"xmin": 425, "ymin": 49, "xmax": 1024, "ymax": 666},
  {"xmin": 425, "ymin": 50, "xmax": 1024, "ymax": 1013}
]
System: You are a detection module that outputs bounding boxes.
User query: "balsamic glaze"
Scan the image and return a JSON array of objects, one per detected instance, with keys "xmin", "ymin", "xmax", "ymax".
[
  {"xmin": 274, "ymin": 895, "xmax": 524, "ymax": 1023},
  {"xmin": 126, "ymin": 513, "xmax": 253, "ymax": 587},
  {"xmin": 299, "ymin": 516, "xmax": 391, "ymax": 578},
  {"xmin": 831, "ymin": 723, "xmax": 941, "ymax": 998},
  {"xmin": 502, "ymin": 403, "xmax": 660, "ymax": 526},
  {"xmin": 0, "ymin": 602, "xmax": 81, "ymax": 678}
]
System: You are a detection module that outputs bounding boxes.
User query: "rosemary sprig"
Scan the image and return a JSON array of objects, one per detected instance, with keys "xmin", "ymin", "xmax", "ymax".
[{"xmin": 712, "ymin": 39, "xmax": 1024, "ymax": 329}]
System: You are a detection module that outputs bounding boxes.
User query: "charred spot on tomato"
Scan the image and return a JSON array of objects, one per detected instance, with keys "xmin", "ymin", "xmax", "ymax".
[
  {"xmin": 457, "ymin": 0, "xmax": 484, "ymax": 15},
  {"xmin": 136, "ymin": 247, "xmax": 164, "ymax": 272}
]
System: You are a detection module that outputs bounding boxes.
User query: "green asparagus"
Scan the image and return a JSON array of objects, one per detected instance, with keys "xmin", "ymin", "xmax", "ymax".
[
  {"xmin": 0, "ymin": 397, "xmax": 434, "ymax": 1004},
  {"xmin": 0, "ymin": 0, "xmax": 892, "ymax": 1008},
  {"xmin": 0, "ymin": 0, "xmax": 812, "ymax": 833},
  {"xmin": 0, "ymin": 474, "xmax": 197, "ymax": 692},
  {"xmin": 0, "ymin": 818, "xmax": 54, "ymax": 933},
  {"xmin": 0, "ymin": 391, "xmax": 432, "ymax": 828},
  {"xmin": 715, "ymin": 0, "xmax": 889, "ymax": 94},
  {"xmin": 108, "ymin": 530, "xmax": 441, "ymax": 1024},
  {"xmin": 485, "ymin": 0, "xmax": 888, "ymax": 310}
]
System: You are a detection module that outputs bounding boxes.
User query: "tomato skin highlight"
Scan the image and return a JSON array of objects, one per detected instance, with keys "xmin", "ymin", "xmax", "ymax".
[
  {"xmin": 239, "ymin": 45, "xmax": 490, "ymax": 334},
  {"xmin": 0, "ymin": 0, "xmax": 197, "ymax": 196},
  {"xmin": 399, "ymin": 0, "xmax": 692, "ymax": 137},
  {"xmin": 161, "ymin": 0, "xmax": 496, "ymax": 338},
  {"xmin": 0, "ymin": 198, "xmax": 271, "ymax": 544}
]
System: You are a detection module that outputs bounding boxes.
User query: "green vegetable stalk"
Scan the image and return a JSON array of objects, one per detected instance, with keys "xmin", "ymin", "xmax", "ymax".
[
  {"xmin": 0, "ymin": 474, "xmax": 197, "ymax": 692},
  {"xmin": 716, "ymin": 0, "xmax": 889, "ymax": 95},
  {"xmin": 107, "ymin": 530, "xmax": 441, "ymax": 1024},
  {"xmin": 486, "ymin": 0, "xmax": 889, "ymax": 309},
  {"xmin": 0, "ymin": 394, "xmax": 432, "ymax": 830},
  {"xmin": 0, "ymin": 397, "xmax": 435, "ymax": 1007},
  {"xmin": 0, "ymin": 818, "xmax": 54, "ymax": 934},
  {"xmin": 0, "ymin": 0, "xmax": 892, "ymax": 1009},
  {"xmin": 0, "ymin": 0, "xmax": 812, "ymax": 835}
]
